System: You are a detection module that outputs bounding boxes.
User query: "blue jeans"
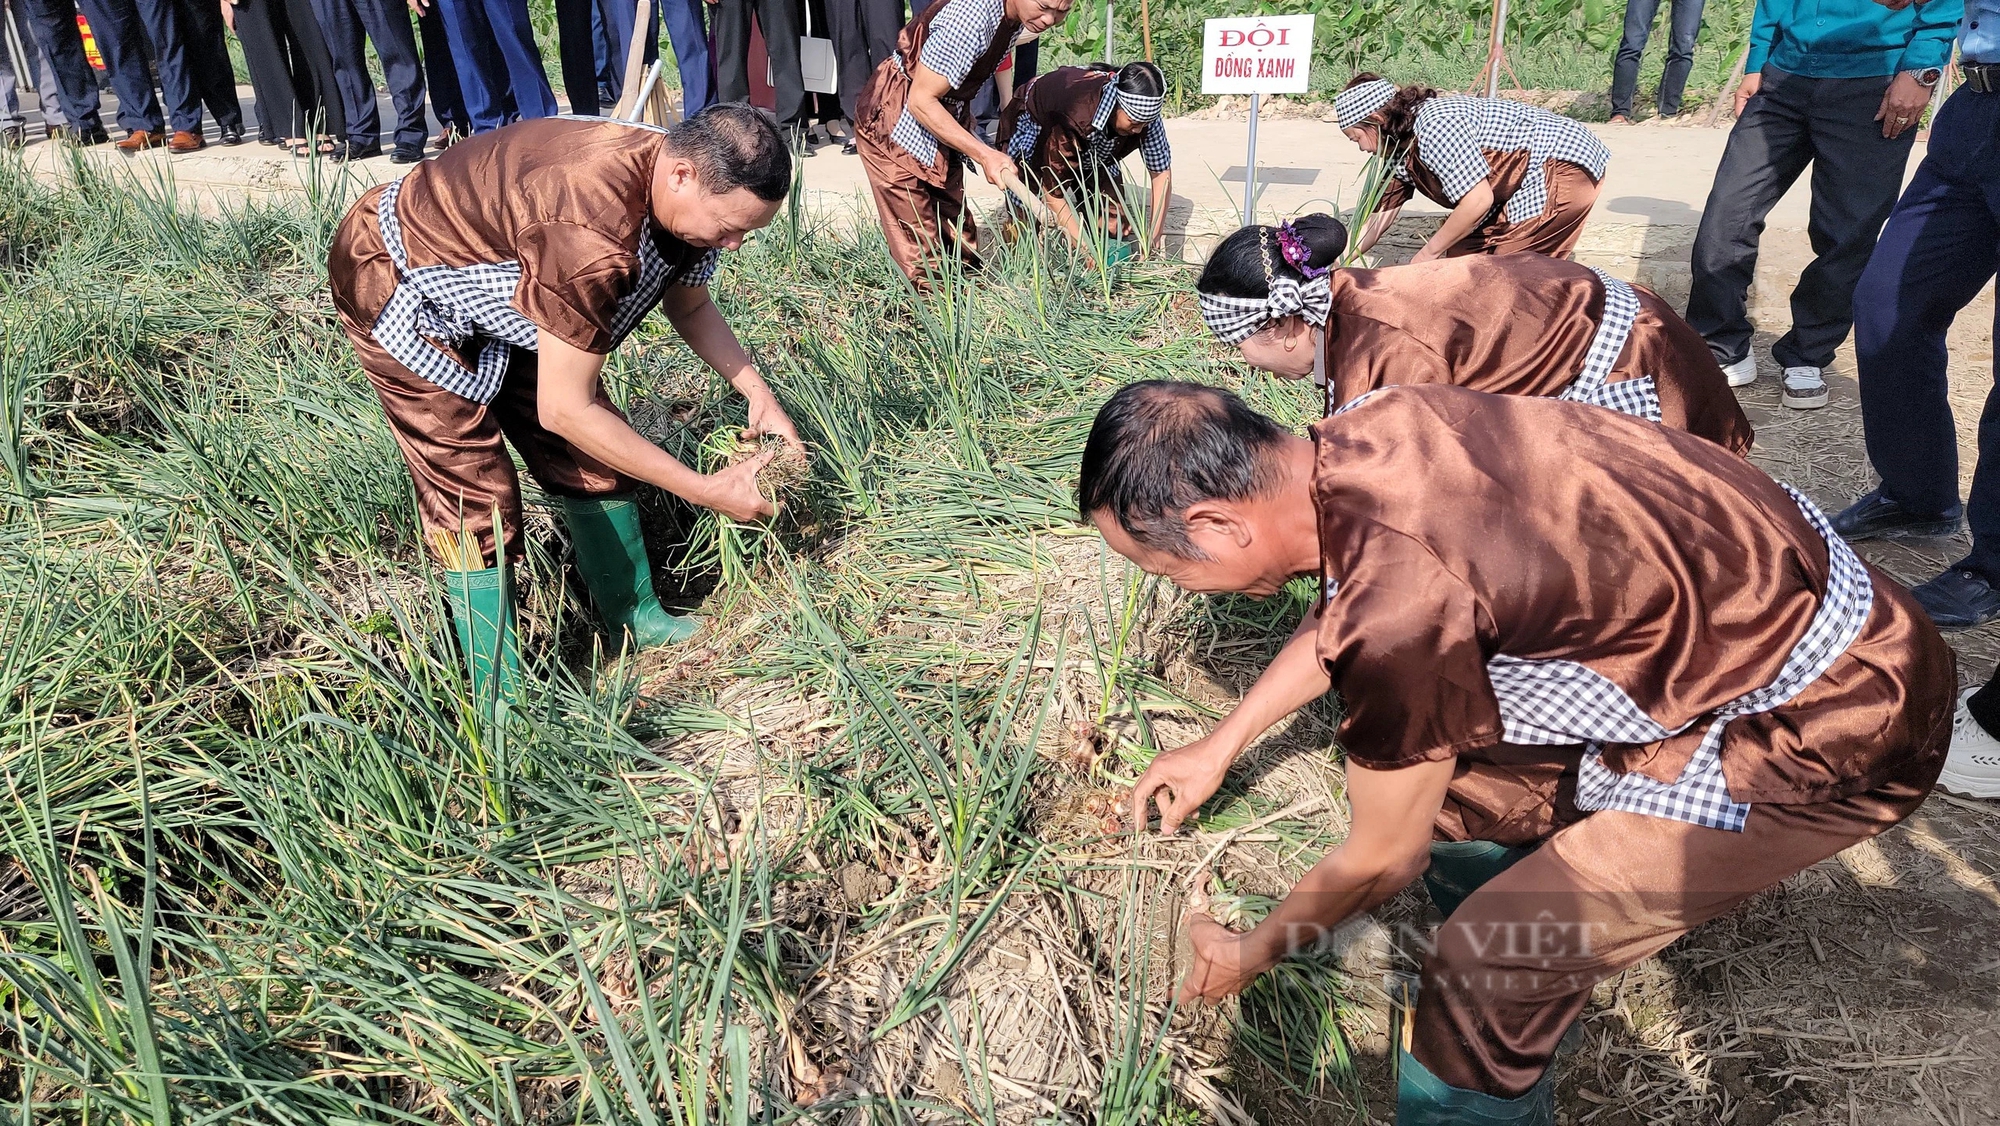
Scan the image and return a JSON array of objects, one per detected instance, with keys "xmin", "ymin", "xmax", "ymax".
[
  {"xmin": 1853, "ymin": 85, "xmax": 2000, "ymax": 579},
  {"xmin": 1609, "ymin": 0, "xmax": 1705, "ymax": 118},
  {"xmin": 433, "ymin": 0, "xmax": 557, "ymax": 131}
]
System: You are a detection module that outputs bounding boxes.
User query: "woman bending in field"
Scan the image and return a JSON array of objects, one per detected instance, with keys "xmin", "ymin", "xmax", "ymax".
[
  {"xmin": 1195, "ymin": 213, "xmax": 1750, "ymax": 452},
  {"xmin": 1336, "ymin": 73, "xmax": 1610, "ymax": 261}
]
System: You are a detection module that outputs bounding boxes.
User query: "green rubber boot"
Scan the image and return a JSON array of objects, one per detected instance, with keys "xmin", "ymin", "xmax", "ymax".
[
  {"xmin": 1423, "ymin": 839, "xmax": 1536, "ymax": 920},
  {"xmin": 443, "ymin": 566, "xmax": 520, "ymax": 704},
  {"xmin": 1396, "ymin": 1048, "xmax": 1554, "ymax": 1125},
  {"xmin": 559, "ymin": 495, "xmax": 699, "ymax": 649}
]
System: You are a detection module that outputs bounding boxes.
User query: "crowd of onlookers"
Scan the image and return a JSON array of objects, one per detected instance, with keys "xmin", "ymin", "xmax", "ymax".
[{"xmin": 0, "ymin": 0, "xmax": 1043, "ymax": 161}]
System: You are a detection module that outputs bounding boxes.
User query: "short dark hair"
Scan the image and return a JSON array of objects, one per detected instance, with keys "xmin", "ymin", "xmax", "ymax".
[
  {"xmin": 1115, "ymin": 61, "xmax": 1166, "ymax": 99},
  {"xmin": 1076, "ymin": 381, "xmax": 1292, "ymax": 558},
  {"xmin": 664, "ymin": 103, "xmax": 792, "ymax": 202},
  {"xmin": 1195, "ymin": 213, "xmax": 1349, "ymax": 301}
]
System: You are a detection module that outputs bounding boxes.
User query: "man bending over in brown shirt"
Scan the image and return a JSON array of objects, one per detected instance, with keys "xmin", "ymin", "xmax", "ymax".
[
  {"xmin": 1080, "ymin": 380, "xmax": 1949, "ymax": 1124},
  {"xmin": 328, "ymin": 105, "xmax": 804, "ymax": 702}
]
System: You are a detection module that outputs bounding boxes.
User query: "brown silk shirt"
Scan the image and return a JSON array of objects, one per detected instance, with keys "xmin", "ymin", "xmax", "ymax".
[
  {"xmin": 1310, "ymin": 386, "xmax": 1952, "ymax": 836},
  {"xmin": 1320, "ymin": 255, "xmax": 1754, "ymax": 454},
  {"xmin": 373, "ymin": 117, "xmax": 714, "ymax": 355}
]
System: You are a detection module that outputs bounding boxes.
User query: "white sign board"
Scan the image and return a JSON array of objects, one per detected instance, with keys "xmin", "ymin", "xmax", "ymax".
[{"xmin": 1201, "ymin": 15, "xmax": 1315, "ymax": 96}]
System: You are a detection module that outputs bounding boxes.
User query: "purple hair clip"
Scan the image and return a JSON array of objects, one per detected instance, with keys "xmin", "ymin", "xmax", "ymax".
[{"xmin": 1275, "ymin": 222, "xmax": 1330, "ymax": 280}]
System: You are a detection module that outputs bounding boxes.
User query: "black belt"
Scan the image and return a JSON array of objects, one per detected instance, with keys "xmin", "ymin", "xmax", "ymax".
[{"xmin": 1967, "ymin": 62, "xmax": 2000, "ymax": 94}]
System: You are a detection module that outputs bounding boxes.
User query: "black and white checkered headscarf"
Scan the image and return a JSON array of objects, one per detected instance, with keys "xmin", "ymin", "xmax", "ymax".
[
  {"xmin": 1115, "ymin": 86, "xmax": 1164, "ymax": 124},
  {"xmin": 1197, "ymin": 228, "xmax": 1332, "ymax": 345},
  {"xmin": 1334, "ymin": 78, "xmax": 1396, "ymax": 130}
]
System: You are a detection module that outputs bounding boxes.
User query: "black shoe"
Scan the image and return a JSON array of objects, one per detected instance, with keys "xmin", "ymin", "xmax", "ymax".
[
  {"xmin": 1911, "ymin": 568, "xmax": 2000, "ymax": 630},
  {"xmin": 841, "ymin": 139, "xmax": 858, "ymax": 155},
  {"xmin": 334, "ymin": 143, "xmax": 381, "ymax": 162},
  {"xmin": 0, "ymin": 127, "xmax": 23, "ymax": 149},
  {"xmin": 390, "ymin": 143, "xmax": 424, "ymax": 163},
  {"xmin": 1831, "ymin": 487, "xmax": 1962, "ymax": 541},
  {"xmin": 63, "ymin": 126, "xmax": 111, "ymax": 146},
  {"xmin": 219, "ymin": 126, "xmax": 245, "ymax": 145}
]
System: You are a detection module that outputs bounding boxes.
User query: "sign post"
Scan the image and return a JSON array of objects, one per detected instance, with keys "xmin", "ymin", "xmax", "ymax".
[{"xmin": 1201, "ymin": 15, "xmax": 1314, "ymax": 226}]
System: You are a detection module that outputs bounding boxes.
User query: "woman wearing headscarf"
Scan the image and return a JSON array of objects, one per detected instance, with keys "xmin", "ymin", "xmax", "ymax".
[
  {"xmin": 1195, "ymin": 213, "xmax": 1751, "ymax": 454},
  {"xmin": 996, "ymin": 60, "xmax": 1173, "ymax": 261},
  {"xmin": 1335, "ymin": 72, "xmax": 1610, "ymax": 262}
]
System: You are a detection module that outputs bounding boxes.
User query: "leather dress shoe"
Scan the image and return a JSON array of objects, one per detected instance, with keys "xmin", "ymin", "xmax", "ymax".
[
  {"xmin": 219, "ymin": 126, "xmax": 245, "ymax": 145},
  {"xmin": 64, "ymin": 125, "xmax": 111, "ymax": 145},
  {"xmin": 841, "ymin": 139, "xmax": 858, "ymax": 155},
  {"xmin": 116, "ymin": 129, "xmax": 163, "ymax": 153},
  {"xmin": 1831, "ymin": 486, "xmax": 1962, "ymax": 541},
  {"xmin": 167, "ymin": 130, "xmax": 205, "ymax": 153},
  {"xmin": 333, "ymin": 143, "xmax": 381, "ymax": 162},
  {"xmin": 1912, "ymin": 568, "xmax": 2000, "ymax": 630},
  {"xmin": 390, "ymin": 143, "xmax": 424, "ymax": 163}
]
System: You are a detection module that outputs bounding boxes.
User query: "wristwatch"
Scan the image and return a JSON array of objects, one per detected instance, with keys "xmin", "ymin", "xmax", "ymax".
[{"xmin": 1912, "ymin": 66, "xmax": 1943, "ymax": 86}]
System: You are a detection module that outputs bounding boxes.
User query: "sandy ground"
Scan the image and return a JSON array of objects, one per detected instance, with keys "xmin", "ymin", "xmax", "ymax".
[{"xmin": 15, "ymin": 91, "xmax": 1999, "ymax": 1124}]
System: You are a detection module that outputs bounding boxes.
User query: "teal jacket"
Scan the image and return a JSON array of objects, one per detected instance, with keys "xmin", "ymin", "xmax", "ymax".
[{"xmin": 1747, "ymin": 0, "xmax": 1964, "ymax": 77}]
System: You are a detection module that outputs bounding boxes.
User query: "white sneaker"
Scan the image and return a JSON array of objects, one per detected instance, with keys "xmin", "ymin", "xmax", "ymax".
[
  {"xmin": 1782, "ymin": 366, "xmax": 1829, "ymax": 409},
  {"xmin": 1941, "ymin": 687, "xmax": 2000, "ymax": 799},
  {"xmin": 1722, "ymin": 355, "xmax": 1757, "ymax": 387}
]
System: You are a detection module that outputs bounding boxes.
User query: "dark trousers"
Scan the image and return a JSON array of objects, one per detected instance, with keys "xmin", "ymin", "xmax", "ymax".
[
  {"xmin": 414, "ymin": 3, "xmax": 469, "ymax": 135},
  {"xmin": 138, "ymin": 0, "xmax": 243, "ymax": 134},
  {"xmin": 432, "ymin": 0, "xmax": 556, "ymax": 131},
  {"xmin": 310, "ymin": 0, "xmax": 427, "ymax": 150},
  {"xmin": 232, "ymin": 0, "xmax": 343, "ymax": 141},
  {"xmin": 555, "ymin": 0, "xmax": 647, "ymax": 115},
  {"xmin": 1686, "ymin": 67, "xmax": 1916, "ymax": 370},
  {"xmin": 713, "ymin": 0, "xmax": 802, "ymax": 124},
  {"xmin": 14, "ymin": 0, "xmax": 104, "ymax": 133},
  {"xmin": 70, "ymin": 0, "xmax": 165, "ymax": 133},
  {"xmin": 661, "ymin": 0, "xmax": 710, "ymax": 115},
  {"xmin": 824, "ymin": 0, "xmax": 898, "ymax": 122},
  {"xmin": 1609, "ymin": 0, "xmax": 1703, "ymax": 117},
  {"xmin": 1853, "ymin": 85, "xmax": 2000, "ymax": 579}
]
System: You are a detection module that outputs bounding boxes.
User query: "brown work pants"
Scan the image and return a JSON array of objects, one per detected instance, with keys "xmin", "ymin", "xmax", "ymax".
[
  {"xmin": 328, "ymin": 184, "xmax": 637, "ymax": 567},
  {"xmin": 1450, "ymin": 159, "xmax": 1601, "ymax": 260},
  {"xmin": 858, "ymin": 128, "xmax": 981, "ymax": 286},
  {"xmin": 1412, "ymin": 747, "xmax": 1943, "ymax": 1098}
]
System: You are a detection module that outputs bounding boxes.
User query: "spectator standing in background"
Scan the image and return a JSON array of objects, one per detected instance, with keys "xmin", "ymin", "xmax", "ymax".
[
  {"xmin": 138, "ymin": 0, "xmax": 247, "ymax": 150},
  {"xmin": 827, "ymin": 0, "xmax": 902, "ymax": 153},
  {"xmin": 410, "ymin": 0, "xmax": 474, "ymax": 146},
  {"xmin": 60, "ymin": 0, "xmax": 176, "ymax": 149},
  {"xmin": 1833, "ymin": 0, "xmax": 2000, "ymax": 633},
  {"xmin": 432, "ymin": 0, "xmax": 558, "ymax": 132},
  {"xmin": 14, "ymin": 0, "xmax": 108, "ymax": 143},
  {"xmin": 2, "ymin": 0, "xmax": 61, "ymax": 143},
  {"xmin": 1608, "ymin": 0, "xmax": 1706, "ymax": 123},
  {"xmin": 1684, "ymin": 0, "xmax": 1960, "ymax": 410},
  {"xmin": 555, "ymin": 0, "xmax": 637, "ymax": 115},
  {"xmin": 711, "ymin": 0, "xmax": 809, "ymax": 146},
  {"xmin": 662, "ymin": 0, "xmax": 712, "ymax": 115},
  {"xmin": 311, "ymin": 0, "xmax": 429, "ymax": 159},
  {"xmin": 224, "ymin": 0, "xmax": 346, "ymax": 152}
]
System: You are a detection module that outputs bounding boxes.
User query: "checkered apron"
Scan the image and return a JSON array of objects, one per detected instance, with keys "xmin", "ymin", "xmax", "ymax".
[
  {"xmin": 1555, "ymin": 269, "xmax": 1662, "ymax": 424},
  {"xmin": 371, "ymin": 179, "xmax": 537, "ymax": 404},
  {"xmin": 1489, "ymin": 488, "xmax": 1874, "ymax": 832}
]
